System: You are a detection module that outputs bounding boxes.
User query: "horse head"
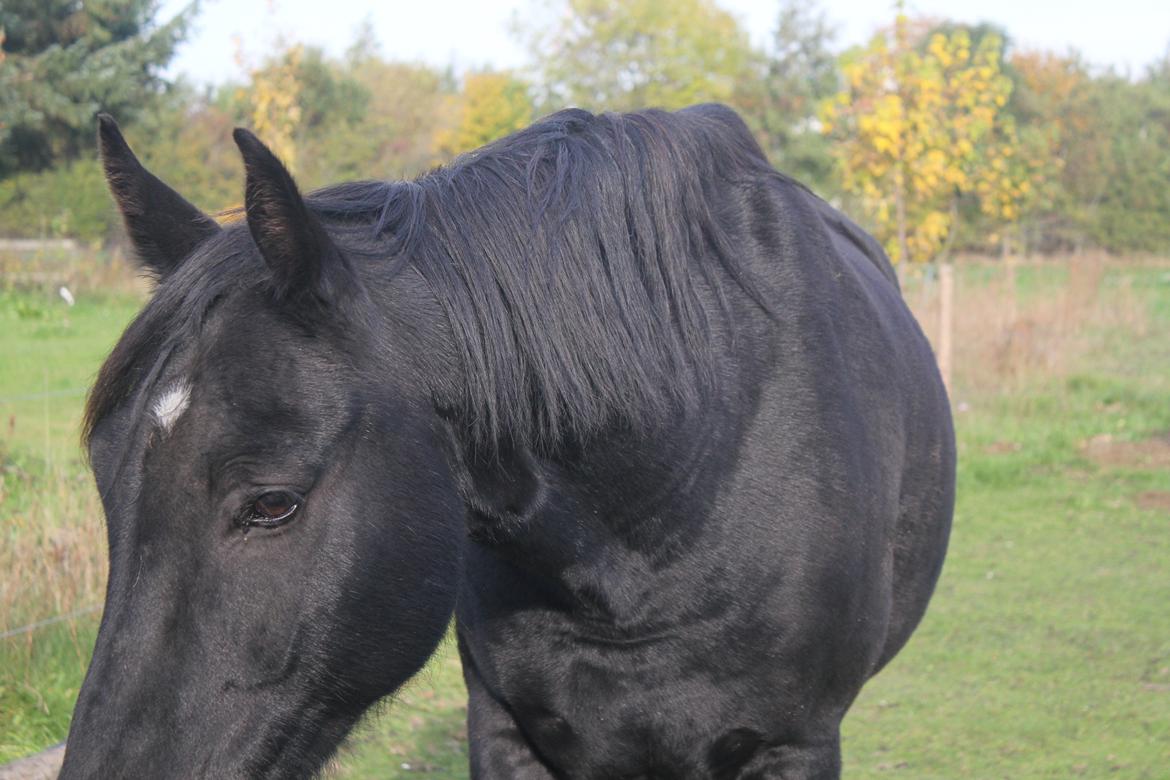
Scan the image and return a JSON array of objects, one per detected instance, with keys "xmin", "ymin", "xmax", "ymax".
[{"xmin": 59, "ymin": 117, "xmax": 462, "ymax": 778}]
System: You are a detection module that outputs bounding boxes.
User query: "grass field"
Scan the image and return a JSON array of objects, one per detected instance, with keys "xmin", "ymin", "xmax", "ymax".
[
  {"xmin": 0, "ymin": 286, "xmax": 141, "ymax": 761},
  {"xmin": 1, "ymin": 257, "xmax": 1168, "ymax": 776}
]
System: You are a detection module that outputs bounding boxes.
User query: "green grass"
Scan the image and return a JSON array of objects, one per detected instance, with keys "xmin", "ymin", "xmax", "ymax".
[
  {"xmin": 0, "ymin": 288, "xmax": 143, "ymax": 458},
  {"xmin": 0, "ymin": 286, "xmax": 142, "ymax": 761},
  {"xmin": 2, "ymin": 262, "xmax": 1168, "ymax": 775},
  {"xmin": 329, "ymin": 640, "xmax": 470, "ymax": 778},
  {"xmin": 841, "ymin": 387, "xmax": 1170, "ymax": 775},
  {"xmin": 0, "ymin": 622, "xmax": 99, "ymax": 761}
]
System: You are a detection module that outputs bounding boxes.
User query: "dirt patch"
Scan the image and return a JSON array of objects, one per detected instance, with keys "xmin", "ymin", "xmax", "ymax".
[
  {"xmin": 1134, "ymin": 491, "xmax": 1170, "ymax": 512},
  {"xmin": 982, "ymin": 440, "xmax": 1022, "ymax": 455},
  {"xmin": 1081, "ymin": 432, "xmax": 1170, "ymax": 469}
]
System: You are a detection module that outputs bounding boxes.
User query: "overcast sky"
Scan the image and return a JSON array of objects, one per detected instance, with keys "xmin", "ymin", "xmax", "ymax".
[{"xmin": 160, "ymin": 0, "xmax": 1170, "ymax": 86}]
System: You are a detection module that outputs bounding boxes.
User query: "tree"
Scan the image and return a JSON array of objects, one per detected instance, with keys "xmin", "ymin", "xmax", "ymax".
[
  {"xmin": 743, "ymin": 0, "xmax": 839, "ymax": 195},
  {"xmin": 233, "ymin": 42, "xmax": 304, "ymax": 173},
  {"xmin": 1003, "ymin": 48, "xmax": 1170, "ymax": 255},
  {"xmin": 131, "ymin": 83, "xmax": 242, "ymax": 215},
  {"xmin": 325, "ymin": 58, "xmax": 456, "ymax": 180},
  {"xmin": 292, "ymin": 46, "xmax": 369, "ymax": 134},
  {"xmin": 820, "ymin": 15, "xmax": 1023, "ymax": 263},
  {"xmin": 515, "ymin": 0, "xmax": 752, "ymax": 112},
  {"xmin": 1004, "ymin": 50, "xmax": 1091, "ymax": 251},
  {"xmin": 0, "ymin": 0, "xmax": 196, "ymax": 178},
  {"xmin": 230, "ymin": 42, "xmax": 374, "ymax": 178},
  {"xmin": 1084, "ymin": 62, "xmax": 1170, "ymax": 253},
  {"xmin": 436, "ymin": 70, "xmax": 534, "ymax": 157}
]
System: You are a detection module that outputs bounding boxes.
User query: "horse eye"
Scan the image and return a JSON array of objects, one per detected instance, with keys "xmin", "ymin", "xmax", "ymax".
[{"xmin": 243, "ymin": 491, "xmax": 302, "ymax": 528}]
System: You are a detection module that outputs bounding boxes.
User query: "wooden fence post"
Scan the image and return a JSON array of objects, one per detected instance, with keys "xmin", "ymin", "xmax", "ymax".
[{"xmin": 938, "ymin": 262, "xmax": 954, "ymax": 391}]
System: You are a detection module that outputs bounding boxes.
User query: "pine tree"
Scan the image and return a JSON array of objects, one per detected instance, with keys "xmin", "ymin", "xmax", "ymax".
[{"xmin": 0, "ymin": 0, "xmax": 196, "ymax": 178}]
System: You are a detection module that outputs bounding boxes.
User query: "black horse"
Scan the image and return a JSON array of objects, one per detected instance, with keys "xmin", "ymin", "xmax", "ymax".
[{"xmin": 62, "ymin": 105, "xmax": 953, "ymax": 779}]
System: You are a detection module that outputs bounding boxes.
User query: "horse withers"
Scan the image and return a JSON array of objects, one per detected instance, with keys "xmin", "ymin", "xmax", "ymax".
[{"xmin": 62, "ymin": 104, "xmax": 953, "ymax": 779}]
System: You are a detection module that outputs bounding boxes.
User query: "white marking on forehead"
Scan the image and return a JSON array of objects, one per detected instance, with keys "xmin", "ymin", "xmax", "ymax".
[{"xmin": 152, "ymin": 382, "xmax": 191, "ymax": 434}]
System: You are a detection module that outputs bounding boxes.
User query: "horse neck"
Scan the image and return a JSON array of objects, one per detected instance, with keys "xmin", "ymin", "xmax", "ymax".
[
  {"xmin": 467, "ymin": 391, "xmax": 751, "ymax": 628},
  {"xmin": 383, "ymin": 258, "xmax": 768, "ymax": 623}
]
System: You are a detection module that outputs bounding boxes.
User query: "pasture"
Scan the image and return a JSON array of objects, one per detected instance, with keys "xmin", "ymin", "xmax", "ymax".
[{"xmin": 1, "ymin": 254, "xmax": 1167, "ymax": 777}]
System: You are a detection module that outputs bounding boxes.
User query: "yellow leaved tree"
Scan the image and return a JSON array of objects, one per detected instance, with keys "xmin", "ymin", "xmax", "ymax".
[
  {"xmin": 238, "ymin": 42, "xmax": 304, "ymax": 173},
  {"xmin": 436, "ymin": 71, "xmax": 534, "ymax": 158},
  {"xmin": 820, "ymin": 15, "xmax": 1024, "ymax": 263}
]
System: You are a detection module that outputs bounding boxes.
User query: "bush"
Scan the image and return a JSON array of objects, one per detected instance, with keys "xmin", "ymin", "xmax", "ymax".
[{"xmin": 0, "ymin": 161, "xmax": 116, "ymax": 241}]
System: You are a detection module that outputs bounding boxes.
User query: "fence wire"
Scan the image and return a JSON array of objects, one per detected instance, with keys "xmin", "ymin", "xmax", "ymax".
[
  {"xmin": 0, "ymin": 605, "xmax": 101, "ymax": 641},
  {"xmin": 0, "ymin": 387, "xmax": 88, "ymax": 404}
]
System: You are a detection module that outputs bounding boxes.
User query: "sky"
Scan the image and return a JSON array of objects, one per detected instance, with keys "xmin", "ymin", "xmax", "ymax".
[{"xmin": 160, "ymin": 0, "xmax": 1170, "ymax": 86}]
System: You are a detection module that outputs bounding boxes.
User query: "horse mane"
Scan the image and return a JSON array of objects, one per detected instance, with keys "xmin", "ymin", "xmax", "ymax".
[
  {"xmin": 85, "ymin": 105, "xmax": 779, "ymax": 450},
  {"xmin": 318, "ymin": 104, "xmax": 777, "ymax": 448}
]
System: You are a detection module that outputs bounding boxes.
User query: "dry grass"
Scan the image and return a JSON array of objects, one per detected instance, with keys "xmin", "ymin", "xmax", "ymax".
[
  {"xmin": 0, "ymin": 440, "xmax": 108, "ymax": 761},
  {"xmin": 0, "ymin": 458, "xmax": 106, "ymax": 635},
  {"xmin": 0, "ymin": 245, "xmax": 147, "ymax": 299},
  {"xmin": 903, "ymin": 254, "xmax": 1151, "ymax": 396}
]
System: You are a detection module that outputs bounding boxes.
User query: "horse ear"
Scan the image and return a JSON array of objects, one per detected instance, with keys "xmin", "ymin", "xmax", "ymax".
[
  {"xmin": 97, "ymin": 114, "xmax": 220, "ymax": 278},
  {"xmin": 232, "ymin": 128, "xmax": 353, "ymax": 304}
]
